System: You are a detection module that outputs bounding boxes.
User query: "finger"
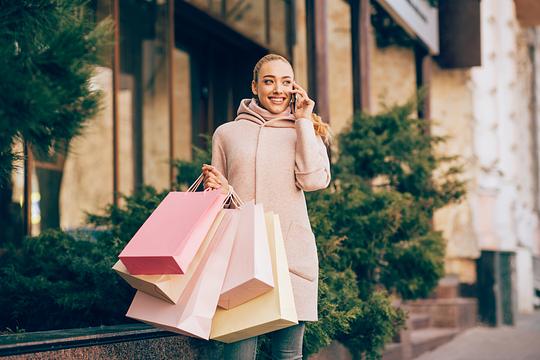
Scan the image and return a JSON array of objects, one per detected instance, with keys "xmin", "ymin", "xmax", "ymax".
[
  {"xmin": 292, "ymin": 90, "xmax": 305, "ymax": 101},
  {"xmin": 207, "ymin": 173, "xmax": 220, "ymax": 182},
  {"xmin": 207, "ymin": 174, "xmax": 219, "ymax": 183},
  {"xmin": 293, "ymin": 91, "xmax": 310, "ymax": 107},
  {"xmin": 293, "ymin": 82, "xmax": 309, "ymax": 97},
  {"xmin": 203, "ymin": 179, "xmax": 213, "ymax": 188},
  {"xmin": 290, "ymin": 89, "xmax": 308, "ymax": 98},
  {"xmin": 202, "ymin": 164, "xmax": 214, "ymax": 172},
  {"xmin": 209, "ymin": 168, "xmax": 223, "ymax": 177}
]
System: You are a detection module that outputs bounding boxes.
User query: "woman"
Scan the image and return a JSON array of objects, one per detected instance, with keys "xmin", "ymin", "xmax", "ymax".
[{"xmin": 202, "ymin": 54, "xmax": 331, "ymax": 359}]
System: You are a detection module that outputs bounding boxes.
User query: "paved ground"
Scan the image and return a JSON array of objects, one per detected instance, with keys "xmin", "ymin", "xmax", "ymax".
[{"xmin": 416, "ymin": 311, "xmax": 540, "ymax": 360}]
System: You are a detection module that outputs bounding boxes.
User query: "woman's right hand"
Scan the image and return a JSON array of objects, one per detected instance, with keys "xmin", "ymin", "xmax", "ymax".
[{"xmin": 202, "ymin": 164, "xmax": 229, "ymax": 193}]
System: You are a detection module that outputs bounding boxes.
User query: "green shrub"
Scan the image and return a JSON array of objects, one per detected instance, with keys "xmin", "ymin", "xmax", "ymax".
[
  {"xmin": 0, "ymin": 0, "xmax": 111, "ymax": 184},
  {"xmin": 303, "ymin": 188, "xmax": 363, "ymax": 356},
  {"xmin": 331, "ymin": 101, "xmax": 464, "ymax": 358},
  {"xmin": 0, "ymin": 186, "xmax": 167, "ymax": 332},
  {"xmin": 0, "ymin": 229, "xmax": 133, "ymax": 331},
  {"xmin": 345, "ymin": 291, "xmax": 406, "ymax": 360}
]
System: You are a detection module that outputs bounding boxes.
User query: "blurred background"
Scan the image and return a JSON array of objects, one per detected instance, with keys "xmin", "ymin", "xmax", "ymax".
[{"xmin": 2, "ymin": 0, "xmax": 540, "ymax": 359}]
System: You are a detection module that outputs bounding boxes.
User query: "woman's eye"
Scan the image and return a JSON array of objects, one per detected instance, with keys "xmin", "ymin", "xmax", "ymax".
[
  {"xmin": 283, "ymin": 81, "xmax": 291, "ymax": 86},
  {"xmin": 264, "ymin": 80, "xmax": 273, "ymax": 85}
]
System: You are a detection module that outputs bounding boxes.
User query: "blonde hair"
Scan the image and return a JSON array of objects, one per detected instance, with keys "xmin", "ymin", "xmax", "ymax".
[{"xmin": 253, "ymin": 54, "xmax": 332, "ymax": 143}]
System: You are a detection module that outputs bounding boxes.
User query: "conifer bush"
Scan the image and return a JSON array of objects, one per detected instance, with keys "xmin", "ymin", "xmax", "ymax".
[
  {"xmin": 329, "ymin": 100, "xmax": 464, "ymax": 358},
  {"xmin": 0, "ymin": 0, "xmax": 111, "ymax": 183}
]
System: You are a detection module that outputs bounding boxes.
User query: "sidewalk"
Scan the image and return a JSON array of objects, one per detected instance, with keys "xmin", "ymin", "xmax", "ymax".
[{"xmin": 416, "ymin": 311, "xmax": 540, "ymax": 360}]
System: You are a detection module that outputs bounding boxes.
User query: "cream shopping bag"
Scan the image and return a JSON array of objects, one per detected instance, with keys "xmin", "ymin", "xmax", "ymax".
[{"xmin": 210, "ymin": 212, "xmax": 298, "ymax": 343}]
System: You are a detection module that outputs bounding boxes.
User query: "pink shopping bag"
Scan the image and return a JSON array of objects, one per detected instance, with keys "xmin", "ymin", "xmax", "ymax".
[
  {"xmin": 218, "ymin": 200, "xmax": 274, "ymax": 309},
  {"xmin": 112, "ymin": 211, "xmax": 227, "ymax": 304},
  {"xmin": 125, "ymin": 208, "xmax": 239, "ymax": 339},
  {"xmin": 118, "ymin": 175, "xmax": 228, "ymax": 275}
]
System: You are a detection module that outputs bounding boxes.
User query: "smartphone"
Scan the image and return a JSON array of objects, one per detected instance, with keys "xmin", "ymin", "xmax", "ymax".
[{"xmin": 290, "ymin": 93, "xmax": 297, "ymax": 113}]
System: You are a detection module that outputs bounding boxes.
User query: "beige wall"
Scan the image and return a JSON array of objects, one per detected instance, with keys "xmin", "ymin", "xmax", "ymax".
[
  {"xmin": 173, "ymin": 48, "xmax": 193, "ymax": 161},
  {"xmin": 269, "ymin": 0, "xmax": 288, "ymax": 55},
  {"xmin": 117, "ymin": 75, "xmax": 135, "ymax": 198},
  {"xmin": 60, "ymin": 67, "xmax": 114, "ymax": 229},
  {"xmin": 293, "ymin": 0, "xmax": 308, "ymax": 93},
  {"xmin": 142, "ymin": 40, "xmax": 171, "ymax": 191},
  {"xmin": 370, "ymin": 40, "xmax": 416, "ymax": 113},
  {"xmin": 327, "ymin": 0, "xmax": 354, "ymax": 135},
  {"xmin": 430, "ymin": 63, "xmax": 479, "ymax": 283}
]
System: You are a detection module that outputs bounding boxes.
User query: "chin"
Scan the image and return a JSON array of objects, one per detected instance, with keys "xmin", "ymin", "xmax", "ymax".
[{"xmin": 263, "ymin": 102, "xmax": 288, "ymax": 114}]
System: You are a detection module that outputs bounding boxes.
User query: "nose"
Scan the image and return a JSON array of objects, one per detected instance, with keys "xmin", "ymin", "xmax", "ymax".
[{"xmin": 273, "ymin": 82, "xmax": 284, "ymax": 93}]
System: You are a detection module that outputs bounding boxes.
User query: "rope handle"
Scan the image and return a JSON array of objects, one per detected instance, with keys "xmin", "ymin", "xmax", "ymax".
[
  {"xmin": 187, "ymin": 173, "xmax": 245, "ymax": 208},
  {"xmin": 223, "ymin": 185, "xmax": 244, "ymax": 208},
  {"xmin": 187, "ymin": 173, "xmax": 204, "ymax": 192}
]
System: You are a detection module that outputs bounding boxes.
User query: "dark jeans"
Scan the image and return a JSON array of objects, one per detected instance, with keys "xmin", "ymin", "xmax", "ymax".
[{"xmin": 223, "ymin": 322, "xmax": 305, "ymax": 360}]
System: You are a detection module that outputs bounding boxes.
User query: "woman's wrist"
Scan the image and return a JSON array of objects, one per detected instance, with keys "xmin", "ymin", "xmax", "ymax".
[{"xmin": 294, "ymin": 112, "xmax": 312, "ymax": 121}]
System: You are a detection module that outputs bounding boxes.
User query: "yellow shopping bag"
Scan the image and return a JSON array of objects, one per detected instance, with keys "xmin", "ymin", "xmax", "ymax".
[
  {"xmin": 210, "ymin": 212, "xmax": 298, "ymax": 343},
  {"xmin": 112, "ymin": 211, "xmax": 226, "ymax": 304}
]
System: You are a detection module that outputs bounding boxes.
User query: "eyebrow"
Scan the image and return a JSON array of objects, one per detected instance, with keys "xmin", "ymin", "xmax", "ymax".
[{"xmin": 262, "ymin": 75, "xmax": 292, "ymax": 79}]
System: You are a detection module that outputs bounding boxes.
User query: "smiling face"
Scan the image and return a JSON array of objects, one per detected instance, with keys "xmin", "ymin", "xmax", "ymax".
[{"xmin": 252, "ymin": 60, "xmax": 294, "ymax": 114}]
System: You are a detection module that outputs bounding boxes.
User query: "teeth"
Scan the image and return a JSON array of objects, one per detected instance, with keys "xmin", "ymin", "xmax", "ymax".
[{"xmin": 269, "ymin": 98, "xmax": 284, "ymax": 104}]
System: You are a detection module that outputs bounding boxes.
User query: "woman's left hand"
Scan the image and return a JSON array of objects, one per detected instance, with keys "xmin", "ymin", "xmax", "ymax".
[{"xmin": 291, "ymin": 82, "xmax": 315, "ymax": 120}]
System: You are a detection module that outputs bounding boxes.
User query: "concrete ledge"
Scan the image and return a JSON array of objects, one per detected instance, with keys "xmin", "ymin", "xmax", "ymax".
[{"xmin": 0, "ymin": 324, "xmax": 222, "ymax": 359}]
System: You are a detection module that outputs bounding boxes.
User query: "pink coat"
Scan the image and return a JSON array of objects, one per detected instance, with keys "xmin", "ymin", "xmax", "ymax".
[{"xmin": 211, "ymin": 99, "xmax": 331, "ymax": 321}]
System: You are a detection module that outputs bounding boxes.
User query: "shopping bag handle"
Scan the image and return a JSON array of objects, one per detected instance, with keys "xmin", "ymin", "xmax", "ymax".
[
  {"xmin": 230, "ymin": 187, "xmax": 244, "ymax": 207},
  {"xmin": 187, "ymin": 173, "xmax": 205, "ymax": 192},
  {"xmin": 226, "ymin": 186, "xmax": 244, "ymax": 208},
  {"xmin": 188, "ymin": 173, "xmax": 245, "ymax": 208}
]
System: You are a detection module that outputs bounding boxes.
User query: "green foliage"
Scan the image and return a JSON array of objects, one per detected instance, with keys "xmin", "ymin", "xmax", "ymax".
[
  {"xmin": 0, "ymin": 186, "xmax": 167, "ymax": 332},
  {"xmin": 345, "ymin": 291, "xmax": 406, "ymax": 360},
  {"xmin": 0, "ymin": 0, "xmax": 111, "ymax": 184},
  {"xmin": 0, "ymin": 229, "xmax": 134, "ymax": 331},
  {"xmin": 381, "ymin": 233, "xmax": 445, "ymax": 299},
  {"xmin": 337, "ymin": 100, "xmax": 465, "ymax": 215},
  {"xmin": 303, "ymin": 189, "xmax": 363, "ymax": 356},
  {"xmin": 329, "ymin": 101, "xmax": 463, "ymax": 358}
]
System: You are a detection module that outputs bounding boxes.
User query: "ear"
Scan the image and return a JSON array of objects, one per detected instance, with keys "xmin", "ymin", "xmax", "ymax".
[{"xmin": 251, "ymin": 80, "xmax": 257, "ymax": 96}]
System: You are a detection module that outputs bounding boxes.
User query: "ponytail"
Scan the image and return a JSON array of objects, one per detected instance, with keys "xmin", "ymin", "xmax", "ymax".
[{"xmin": 311, "ymin": 113, "xmax": 332, "ymax": 144}]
